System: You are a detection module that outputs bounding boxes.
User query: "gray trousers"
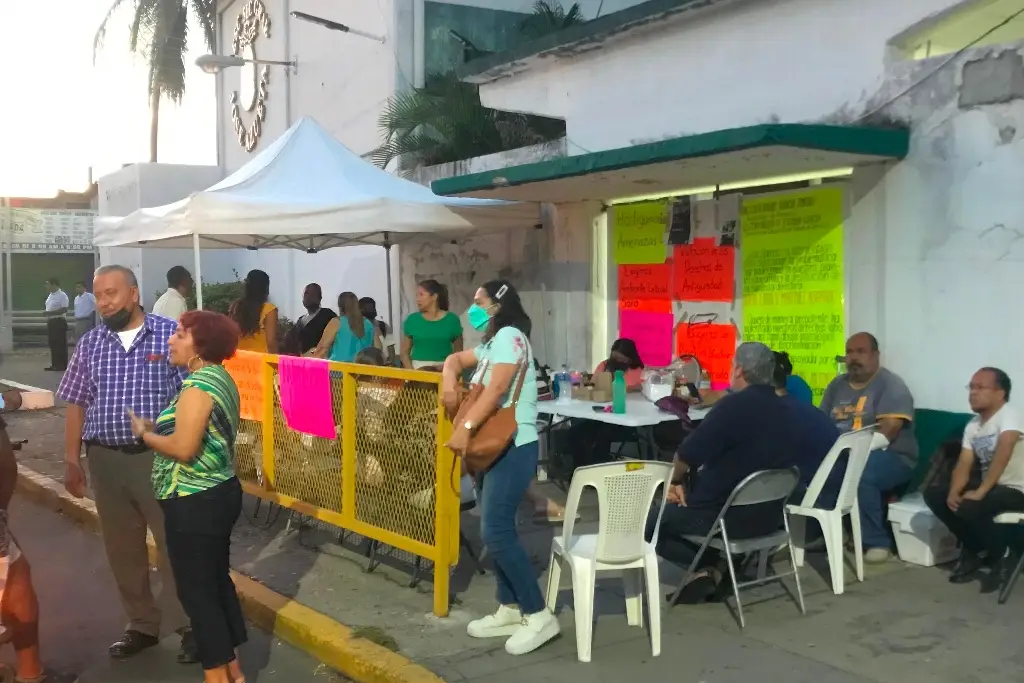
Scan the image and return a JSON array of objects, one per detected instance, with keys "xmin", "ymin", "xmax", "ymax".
[
  {"xmin": 87, "ymin": 445, "xmax": 187, "ymax": 637},
  {"xmin": 74, "ymin": 317, "xmax": 96, "ymax": 342}
]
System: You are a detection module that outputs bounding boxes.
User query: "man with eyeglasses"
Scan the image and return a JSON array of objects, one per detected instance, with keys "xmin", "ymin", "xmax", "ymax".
[{"xmin": 924, "ymin": 367, "xmax": 1024, "ymax": 592}]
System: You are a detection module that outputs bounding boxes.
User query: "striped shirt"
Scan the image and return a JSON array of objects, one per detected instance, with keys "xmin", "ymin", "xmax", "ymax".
[{"xmin": 151, "ymin": 364, "xmax": 240, "ymax": 499}]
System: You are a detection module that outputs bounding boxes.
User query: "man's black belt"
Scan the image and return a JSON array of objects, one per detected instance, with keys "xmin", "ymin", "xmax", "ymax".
[{"xmin": 85, "ymin": 441, "xmax": 150, "ymax": 455}]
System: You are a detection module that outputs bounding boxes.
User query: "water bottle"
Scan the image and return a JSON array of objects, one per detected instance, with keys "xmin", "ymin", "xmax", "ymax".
[
  {"xmin": 553, "ymin": 364, "xmax": 569, "ymax": 399},
  {"xmin": 612, "ymin": 370, "xmax": 627, "ymax": 414}
]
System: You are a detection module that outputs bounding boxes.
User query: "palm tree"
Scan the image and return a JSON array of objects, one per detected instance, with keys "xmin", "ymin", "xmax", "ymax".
[
  {"xmin": 371, "ymin": 72, "xmax": 566, "ymax": 170},
  {"xmin": 372, "ymin": 1, "xmax": 583, "ymax": 170},
  {"xmin": 94, "ymin": 0, "xmax": 216, "ymax": 162},
  {"xmin": 518, "ymin": 0, "xmax": 584, "ymax": 39}
]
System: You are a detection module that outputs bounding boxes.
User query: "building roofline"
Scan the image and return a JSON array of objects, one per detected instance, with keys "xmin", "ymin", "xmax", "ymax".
[{"xmin": 455, "ymin": 0, "xmax": 738, "ymax": 85}]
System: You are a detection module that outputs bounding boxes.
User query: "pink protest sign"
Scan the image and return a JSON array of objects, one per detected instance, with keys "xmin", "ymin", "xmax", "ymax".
[
  {"xmin": 277, "ymin": 356, "xmax": 336, "ymax": 440},
  {"xmin": 618, "ymin": 309, "xmax": 673, "ymax": 367}
]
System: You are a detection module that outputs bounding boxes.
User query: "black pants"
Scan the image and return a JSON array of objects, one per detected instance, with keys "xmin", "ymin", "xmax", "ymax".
[
  {"xmin": 161, "ymin": 478, "xmax": 247, "ymax": 670},
  {"xmin": 46, "ymin": 318, "xmax": 68, "ymax": 369},
  {"xmin": 923, "ymin": 480, "xmax": 1024, "ymax": 560},
  {"xmin": 645, "ymin": 501, "xmax": 783, "ymax": 569}
]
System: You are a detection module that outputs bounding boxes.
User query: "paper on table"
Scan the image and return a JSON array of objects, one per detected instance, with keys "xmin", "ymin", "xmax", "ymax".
[
  {"xmin": 223, "ymin": 350, "xmax": 266, "ymax": 421},
  {"xmin": 277, "ymin": 355, "xmax": 336, "ymax": 439}
]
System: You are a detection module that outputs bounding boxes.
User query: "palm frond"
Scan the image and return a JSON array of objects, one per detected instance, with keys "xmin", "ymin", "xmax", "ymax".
[{"xmin": 93, "ymin": 0, "xmax": 135, "ymax": 63}]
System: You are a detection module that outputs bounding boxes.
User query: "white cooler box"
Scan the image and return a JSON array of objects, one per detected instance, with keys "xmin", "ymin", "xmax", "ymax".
[{"xmin": 887, "ymin": 492, "xmax": 959, "ymax": 567}]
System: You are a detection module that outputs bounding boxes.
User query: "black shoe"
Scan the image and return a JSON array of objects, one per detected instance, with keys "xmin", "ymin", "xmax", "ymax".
[
  {"xmin": 667, "ymin": 575, "xmax": 717, "ymax": 605},
  {"xmin": 177, "ymin": 628, "xmax": 200, "ymax": 664},
  {"xmin": 981, "ymin": 552, "xmax": 1018, "ymax": 594},
  {"xmin": 108, "ymin": 630, "xmax": 159, "ymax": 659},
  {"xmin": 949, "ymin": 552, "xmax": 982, "ymax": 584}
]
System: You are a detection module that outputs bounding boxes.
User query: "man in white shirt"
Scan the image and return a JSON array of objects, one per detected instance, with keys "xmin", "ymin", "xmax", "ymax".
[
  {"xmin": 151, "ymin": 266, "xmax": 192, "ymax": 322},
  {"xmin": 43, "ymin": 278, "xmax": 69, "ymax": 371},
  {"xmin": 924, "ymin": 367, "xmax": 1024, "ymax": 592},
  {"xmin": 73, "ymin": 281, "xmax": 97, "ymax": 342}
]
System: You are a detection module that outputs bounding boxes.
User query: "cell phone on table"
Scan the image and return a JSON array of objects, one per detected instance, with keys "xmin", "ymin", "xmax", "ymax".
[{"xmin": 592, "ymin": 405, "xmax": 608, "ymax": 412}]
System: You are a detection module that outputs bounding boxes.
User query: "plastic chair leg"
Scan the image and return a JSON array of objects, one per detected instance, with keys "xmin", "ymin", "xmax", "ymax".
[
  {"xmin": 572, "ymin": 567, "xmax": 595, "ymax": 663},
  {"xmin": 998, "ymin": 551, "xmax": 1024, "ymax": 605},
  {"xmin": 849, "ymin": 504, "xmax": 865, "ymax": 582},
  {"xmin": 823, "ymin": 516, "xmax": 845, "ymax": 595},
  {"xmin": 789, "ymin": 515, "xmax": 807, "ymax": 568},
  {"xmin": 623, "ymin": 567, "xmax": 643, "ymax": 627},
  {"xmin": 643, "ymin": 557, "xmax": 662, "ymax": 657},
  {"xmin": 545, "ymin": 550, "xmax": 562, "ymax": 611}
]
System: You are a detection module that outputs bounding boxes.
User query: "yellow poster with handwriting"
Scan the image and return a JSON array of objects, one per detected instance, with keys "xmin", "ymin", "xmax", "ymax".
[
  {"xmin": 613, "ymin": 201, "xmax": 668, "ymax": 264},
  {"xmin": 741, "ymin": 188, "xmax": 845, "ymax": 402}
]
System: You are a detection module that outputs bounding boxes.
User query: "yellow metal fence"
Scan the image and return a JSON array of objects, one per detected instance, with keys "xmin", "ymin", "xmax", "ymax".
[{"xmin": 232, "ymin": 355, "xmax": 460, "ymax": 616}]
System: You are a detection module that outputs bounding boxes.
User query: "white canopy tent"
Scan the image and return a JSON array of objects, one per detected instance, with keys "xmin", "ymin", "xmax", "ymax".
[{"xmin": 94, "ymin": 116, "xmax": 540, "ymax": 321}]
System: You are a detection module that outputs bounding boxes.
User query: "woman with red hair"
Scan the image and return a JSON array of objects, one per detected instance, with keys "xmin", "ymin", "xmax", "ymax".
[{"xmin": 129, "ymin": 311, "xmax": 247, "ymax": 683}]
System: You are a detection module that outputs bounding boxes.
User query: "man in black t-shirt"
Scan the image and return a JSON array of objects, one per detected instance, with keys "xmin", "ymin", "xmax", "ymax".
[
  {"xmin": 645, "ymin": 342, "xmax": 800, "ymax": 604},
  {"xmin": 289, "ymin": 284, "xmax": 337, "ymax": 355}
]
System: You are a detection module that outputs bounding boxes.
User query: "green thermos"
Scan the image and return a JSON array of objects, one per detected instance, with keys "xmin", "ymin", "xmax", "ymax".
[{"xmin": 612, "ymin": 370, "xmax": 627, "ymax": 414}]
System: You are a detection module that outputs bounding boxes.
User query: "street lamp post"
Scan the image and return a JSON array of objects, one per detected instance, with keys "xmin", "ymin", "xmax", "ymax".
[{"xmin": 195, "ymin": 54, "xmax": 299, "ymax": 75}]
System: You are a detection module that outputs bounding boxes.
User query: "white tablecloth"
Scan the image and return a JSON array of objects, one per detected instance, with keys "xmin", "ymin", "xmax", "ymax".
[{"xmin": 537, "ymin": 394, "xmax": 710, "ymax": 427}]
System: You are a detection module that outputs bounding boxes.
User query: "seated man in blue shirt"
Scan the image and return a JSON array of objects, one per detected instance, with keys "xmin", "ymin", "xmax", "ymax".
[
  {"xmin": 644, "ymin": 342, "xmax": 801, "ymax": 604},
  {"xmin": 773, "ymin": 352, "xmax": 840, "ymax": 505}
]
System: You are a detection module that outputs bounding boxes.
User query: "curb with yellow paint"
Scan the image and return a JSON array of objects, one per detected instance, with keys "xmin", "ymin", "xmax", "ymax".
[{"xmin": 15, "ymin": 465, "xmax": 445, "ymax": 683}]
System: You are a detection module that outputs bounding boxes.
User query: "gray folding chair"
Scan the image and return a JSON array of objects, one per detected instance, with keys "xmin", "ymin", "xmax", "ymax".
[{"xmin": 668, "ymin": 467, "xmax": 806, "ymax": 629}]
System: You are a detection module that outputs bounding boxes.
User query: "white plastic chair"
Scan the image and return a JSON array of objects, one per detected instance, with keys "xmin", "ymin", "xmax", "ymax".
[
  {"xmin": 787, "ymin": 426, "xmax": 876, "ymax": 595},
  {"xmin": 545, "ymin": 460, "xmax": 672, "ymax": 663},
  {"xmin": 993, "ymin": 513, "xmax": 1024, "ymax": 604}
]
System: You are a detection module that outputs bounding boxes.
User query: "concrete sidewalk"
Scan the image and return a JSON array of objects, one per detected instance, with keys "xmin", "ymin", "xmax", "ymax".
[
  {"xmin": 4, "ymin": 350, "xmax": 1022, "ymax": 683},
  {"xmin": 4, "ymin": 494, "xmax": 347, "ymax": 682}
]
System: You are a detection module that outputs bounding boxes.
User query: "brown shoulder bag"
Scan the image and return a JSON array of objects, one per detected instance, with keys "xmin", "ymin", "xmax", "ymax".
[{"xmin": 450, "ymin": 359, "xmax": 529, "ymax": 474}]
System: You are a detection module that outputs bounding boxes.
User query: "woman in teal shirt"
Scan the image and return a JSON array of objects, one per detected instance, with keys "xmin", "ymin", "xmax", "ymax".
[
  {"xmin": 401, "ymin": 279, "xmax": 463, "ymax": 369},
  {"xmin": 442, "ymin": 279, "xmax": 559, "ymax": 657},
  {"xmin": 311, "ymin": 291, "xmax": 382, "ymax": 362}
]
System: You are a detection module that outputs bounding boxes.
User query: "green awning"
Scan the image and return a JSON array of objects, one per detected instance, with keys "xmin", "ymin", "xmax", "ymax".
[{"xmin": 431, "ymin": 124, "xmax": 909, "ymax": 202}]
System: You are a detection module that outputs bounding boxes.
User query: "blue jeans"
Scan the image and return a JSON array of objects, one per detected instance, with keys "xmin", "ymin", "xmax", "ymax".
[
  {"xmin": 478, "ymin": 439, "xmax": 545, "ymax": 614},
  {"xmin": 858, "ymin": 449, "xmax": 913, "ymax": 549}
]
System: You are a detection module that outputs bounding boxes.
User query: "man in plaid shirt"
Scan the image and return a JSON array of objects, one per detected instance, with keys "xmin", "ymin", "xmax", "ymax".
[{"xmin": 57, "ymin": 265, "xmax": 197, "ymax": 663}]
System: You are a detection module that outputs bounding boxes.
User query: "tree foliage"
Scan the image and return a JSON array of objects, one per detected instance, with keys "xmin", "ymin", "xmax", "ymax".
[
  {"xmin": 94, "ymin": 0, "xmax": 216, "ymax": 160},
  {"xmin": 372, "ymin": 1, "xmax": 583, "ymax": 170}
]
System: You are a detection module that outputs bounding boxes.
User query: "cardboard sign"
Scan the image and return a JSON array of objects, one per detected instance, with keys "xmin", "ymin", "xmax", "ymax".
[
  {"xmin": 619, "ymin": 309, "xmax": 673, "ymax": 367},
  {"xmin": 223, "ymin": 350, "xmax": 266, "ymax": 421},
  {"xmin": 674, "ymin": 323, "xmax": 737, "ymax": 387},
  {"xmin": 613, "ymin": 202, "xmax": 668, "ymax": 264},
  {"xmin": 673, "ymin": 238, "xmax": 735, "ymax": 302},
  {"xmin": 618, "ymin": 263, "xmax": 671, "ymax": 301}
]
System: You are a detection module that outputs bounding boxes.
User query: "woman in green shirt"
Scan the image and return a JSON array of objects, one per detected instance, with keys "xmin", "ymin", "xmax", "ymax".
[
  {"xmin": 129, "ymin": 310, "xmax": 247, "ymax": 683},
  {"xmin": 401, "ymin": 279, "xmax": 463, "ymax": 369}
]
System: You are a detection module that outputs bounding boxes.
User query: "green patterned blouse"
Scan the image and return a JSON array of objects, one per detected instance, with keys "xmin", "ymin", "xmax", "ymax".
[{"xmin": 151, "ymin": 364, "xmax": 240, "ymax": 499}]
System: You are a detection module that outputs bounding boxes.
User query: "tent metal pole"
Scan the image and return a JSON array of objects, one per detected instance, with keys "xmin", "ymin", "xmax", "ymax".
[
  {"xmin": 193, "ymin": 233, "xmax": 204, "ymax": 310},
  {"xmin": 383, "ymin": 232, "xmax": 393, "ymax": 331}
]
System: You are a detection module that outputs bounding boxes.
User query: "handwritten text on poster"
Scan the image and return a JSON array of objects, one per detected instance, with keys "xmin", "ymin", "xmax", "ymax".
[
  {"xmin": 741, "ymin": 188, "xmax": 845, "ymax": 400},
  {"xmin": 619, "ymin": 309, "xmax": 674, "ymax": 367},
  {"xmin": 675, "ymin": 323, "xmax": 737, "ymax": 389},
  {"xmin": 673, "ymin": 238, "xmax": 734, "ymax": 302},
  {"xmin": 223, "ymin": 350, "xmax": 266, "ymax": 421},
  {"xmin": 613, "ymin": 202, "xmax": 668, "ymax": 265}
]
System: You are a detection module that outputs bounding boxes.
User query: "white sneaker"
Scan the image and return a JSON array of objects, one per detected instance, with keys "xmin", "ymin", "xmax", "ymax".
[
  {"xmin": 467, "ymin": 604, "xmax": 522, "ymax": 638},
  {"xmin": 504, "ymin": 609, "xmax": 560, "ymax": 655},
  {"xmin": 864, "ymin": 547, "xmax": 892, "ymax": 564}
]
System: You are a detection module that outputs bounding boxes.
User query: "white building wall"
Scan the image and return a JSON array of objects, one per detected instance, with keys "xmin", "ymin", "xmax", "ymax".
[
  {"xmin": 464, "ymin": 0, "xmax": 1024, "ymax": 412},
  {"xmin": 478, "ymin": 0, "xmax": 968, "ymax": 152},
  {"xmin": 97, "ymin": 164, "xmax": 238, "ymax": 310}
]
